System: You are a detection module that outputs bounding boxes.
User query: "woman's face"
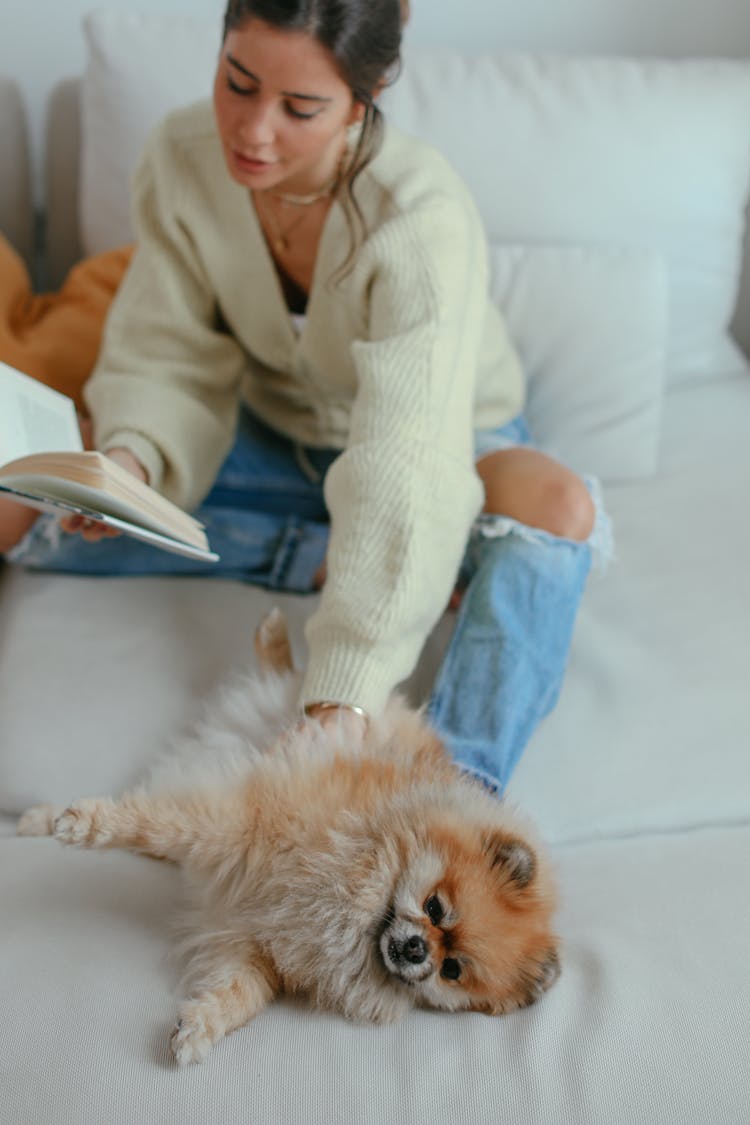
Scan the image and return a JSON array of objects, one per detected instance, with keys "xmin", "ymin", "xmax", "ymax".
[{"xmin": 213, "ymin": 18, "xmax": 363, "ymax": 195}]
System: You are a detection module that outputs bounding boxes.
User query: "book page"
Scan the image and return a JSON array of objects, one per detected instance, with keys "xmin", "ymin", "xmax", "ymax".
[
  {"xmin": 0, "ymin": 468, "xmax": 204, "ymax": 546},
  {"xmin": 0, "ymin": 484, "xmax": 219, "ymax": 562},
  {"xmin": 0, "ymin": 362, "xmax": 83, "ymax": 465}
]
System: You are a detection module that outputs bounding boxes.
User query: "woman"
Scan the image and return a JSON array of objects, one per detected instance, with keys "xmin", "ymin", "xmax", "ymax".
[{"xmin": 1, "ymin": 0, "xmax": 606, "ymax": 791}]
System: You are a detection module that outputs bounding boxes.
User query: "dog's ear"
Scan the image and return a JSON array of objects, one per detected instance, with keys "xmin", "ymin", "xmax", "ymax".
[
  {"xmin": 482, "ymin": 831, "xmax": 536, "ymax": 889},
  {"xmin": 469, "ymin": 946, "xmax": 561, "ymax": 1015}
]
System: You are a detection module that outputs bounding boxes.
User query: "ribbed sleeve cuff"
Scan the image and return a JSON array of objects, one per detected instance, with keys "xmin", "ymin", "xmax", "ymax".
[{"xmin": 300, "ymin": 636, "xmax": 405, "ymax": 716}]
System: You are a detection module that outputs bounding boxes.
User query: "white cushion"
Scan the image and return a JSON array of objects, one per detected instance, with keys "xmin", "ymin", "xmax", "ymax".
[
  {"xmin": 81, "ymin": 9, "xmax": 750, "ymax": 392},
  {"xmin": 491, "ymin": 244, "xmax": 667, "ymax": 478},
  {"xmin": 80, "ymin": 8, "xmax": 219, "ymax": 258},
  {"xmin": 385, "ymin": 49, "xmax": 750, "ymax": 388}
]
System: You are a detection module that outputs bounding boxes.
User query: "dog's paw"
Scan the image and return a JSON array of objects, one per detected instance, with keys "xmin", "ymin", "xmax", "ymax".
[
  {"xmin": 54, "ymin": 799, "xmax": 115, "ymax": 848},
  {"xmin": 170, "ymin": 1009, "xmax": 214, "ymax": 1067},
  {"xmin": 17, "ymin": 804, "xmax": 60, "ymax": 837}
]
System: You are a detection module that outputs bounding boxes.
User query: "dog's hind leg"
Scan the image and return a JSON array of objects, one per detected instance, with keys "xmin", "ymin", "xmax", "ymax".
[
  {"xmin": 254, "ymin": 607, "xmax": 294, "ymax": 673},
  {"xmin": 170, "ymin": 951, "xmax": 280, "ymax": 1066},
  {"xmin": 53, "ymin": 789, "xmax": 251, "ymax": 869}
]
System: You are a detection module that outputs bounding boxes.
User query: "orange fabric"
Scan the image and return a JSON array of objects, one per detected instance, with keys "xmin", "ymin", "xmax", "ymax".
[{"xmin": 0, "ymin": 234, "xmax": 134, "ymax": 411}]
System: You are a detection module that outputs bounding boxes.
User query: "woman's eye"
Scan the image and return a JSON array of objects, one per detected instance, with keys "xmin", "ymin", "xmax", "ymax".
[
  {"xmin": 285, "ymin": 103, "xmax": 320, "ymax": 121},
  {"xmin": 225, "ymin": 75, "xmax": 318, "ymax": 119},
  {"xmin": 227, "ymin": 75, "xmax": 256, "ymax": 97},
  {"xmin": 424, "ymin": 895, "xmax": 444, "ymax": 925},
  {"xmin": 441, "ymin": 958, "xmax": 462, "ymax": 981}
]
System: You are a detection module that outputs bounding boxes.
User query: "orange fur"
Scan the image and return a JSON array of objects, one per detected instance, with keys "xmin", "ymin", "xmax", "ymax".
[{"xmin": 18, "ymin": 610, "xmax": 560, "ymax": 1065}]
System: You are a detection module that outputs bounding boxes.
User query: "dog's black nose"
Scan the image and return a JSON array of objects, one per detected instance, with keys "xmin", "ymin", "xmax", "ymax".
[{"xmin": 401, "ymin": 935, "xmax": 427, "ymax": 964}]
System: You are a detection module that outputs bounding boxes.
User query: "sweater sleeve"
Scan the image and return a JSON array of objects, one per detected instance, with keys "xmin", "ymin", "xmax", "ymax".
[
  {"xmin": 84, "ymin": 128, "xmax": 246, "ymax": 511},
  {"xmin": 301, "ymin": 195, "xmax": 490, "ymax": 714}
]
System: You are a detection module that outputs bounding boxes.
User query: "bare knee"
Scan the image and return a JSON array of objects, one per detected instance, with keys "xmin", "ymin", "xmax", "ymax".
[
  {"xmin": 478, "ymin": 449, "xmax": 595, "ymax": 542},
  {"xmin": 536, "ymin": 475, "xmax": 595, "ymax": 541}
]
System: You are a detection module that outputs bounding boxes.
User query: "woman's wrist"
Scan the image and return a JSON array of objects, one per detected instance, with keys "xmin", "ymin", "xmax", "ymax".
[{"xmin": 104, "ymin": 446, "xmax": 149, "ymax": 484}]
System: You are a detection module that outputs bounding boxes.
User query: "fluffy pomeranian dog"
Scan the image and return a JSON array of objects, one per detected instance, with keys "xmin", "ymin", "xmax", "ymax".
[{"xmin": 18, "ymin": 610, "xmax": 560, "ymax": 1065}]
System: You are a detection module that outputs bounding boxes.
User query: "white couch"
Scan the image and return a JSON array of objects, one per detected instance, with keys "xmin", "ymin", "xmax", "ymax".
[{"xmin": 2, "ymin": 6, "xmax": 750, "ymax": 1123}]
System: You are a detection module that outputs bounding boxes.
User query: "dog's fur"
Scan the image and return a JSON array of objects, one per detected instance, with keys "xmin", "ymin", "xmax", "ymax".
[{"xmin": 18, "ymin": 610, "xmax": 560, "ymax": 1065}]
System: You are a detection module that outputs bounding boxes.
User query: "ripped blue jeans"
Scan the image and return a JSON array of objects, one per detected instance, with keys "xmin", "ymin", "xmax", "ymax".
[
  {"xmin": 428, "ymin": 514, "xmax": 596, "ymax": 792},
  {"xmin": 7, "ymin": 407, "xmax": 610, "ymax": 793}
]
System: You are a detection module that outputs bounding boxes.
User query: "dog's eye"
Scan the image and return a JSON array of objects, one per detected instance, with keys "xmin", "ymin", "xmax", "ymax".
[
  {"xmin": 441, "ymin": 958, "xmax": 462, "ymax": 981},
  {"xmin": 424, "ymin": 895, "xmax": 444, "ymax": 925}
]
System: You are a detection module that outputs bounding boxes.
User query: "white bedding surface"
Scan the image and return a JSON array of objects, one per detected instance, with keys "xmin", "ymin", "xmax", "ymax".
[
  {"xmin": 1, "ymin": 375, "xmax": 748, "ymax": 844},
  {"xmin": 2, "ymin": 825, "xmax": 748, "ymax": 1125}
]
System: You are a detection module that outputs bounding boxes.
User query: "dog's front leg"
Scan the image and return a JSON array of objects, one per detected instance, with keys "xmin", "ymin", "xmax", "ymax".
[
  {"xmin": 53, "ymin": 790, "xmax": 249, "ymax": 867},
  {"xmin": 171, "ymin": 953, "xmax": 279, "ymax": 1066}
]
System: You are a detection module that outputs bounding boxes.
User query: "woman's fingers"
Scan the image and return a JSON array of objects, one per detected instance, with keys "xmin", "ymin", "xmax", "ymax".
[{"xmin": 60, "ymin": 514, "xmax": 120, "ymax": 540}]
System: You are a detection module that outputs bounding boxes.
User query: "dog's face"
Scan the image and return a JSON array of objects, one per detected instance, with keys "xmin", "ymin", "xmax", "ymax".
[{"xmin": 378, "ymin": 822, "xmax": 559, "ymax": 1015}]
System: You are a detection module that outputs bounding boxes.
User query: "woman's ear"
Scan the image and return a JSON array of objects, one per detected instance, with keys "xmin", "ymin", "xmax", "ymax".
[{"xmin": 347, "ymin": 100, "xmax": 368, "ymax": 126}]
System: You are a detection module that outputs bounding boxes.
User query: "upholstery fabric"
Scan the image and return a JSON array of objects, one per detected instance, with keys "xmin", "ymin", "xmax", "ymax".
[
  {"xmin": 0, "ymin": 77, "xmax": 32, "ymax": 263},
  {"xmin": 490, "ymin": 243, "xmax": 667, "ymax": 478}
]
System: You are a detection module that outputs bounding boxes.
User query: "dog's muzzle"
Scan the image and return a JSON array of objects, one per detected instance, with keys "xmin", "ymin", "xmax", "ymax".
[{"xmin": 380, "ymin": 923, "xmax": 433, "ymax": 983}]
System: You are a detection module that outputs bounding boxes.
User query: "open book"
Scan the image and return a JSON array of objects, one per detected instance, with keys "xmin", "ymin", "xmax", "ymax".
[{"xmin": 0, "ymin": 362, "xmax": 219, "ymax": 562}]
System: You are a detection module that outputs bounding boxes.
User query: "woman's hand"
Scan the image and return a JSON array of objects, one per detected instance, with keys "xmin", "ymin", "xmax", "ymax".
[{"xmin": 60, "ymin": 442, "xmax": 149, "ymax": 541}]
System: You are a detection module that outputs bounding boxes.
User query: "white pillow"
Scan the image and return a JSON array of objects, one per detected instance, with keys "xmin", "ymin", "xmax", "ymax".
[
  {"xmin": 383, "ymin": 49, "xmax": 750, "ymax": 387},
  {"xmin": 492, "ymin": 244, "xmax": 668, "ymax": 479},
  {"xmin": 80, "ymin": 8, "xmax": 220, "ymax": 258}
]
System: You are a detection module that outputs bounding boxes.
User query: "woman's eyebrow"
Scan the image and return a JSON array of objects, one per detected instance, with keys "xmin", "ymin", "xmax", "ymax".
[{"xmin": 226, "ymin": 54, "xmax": 333, "ymax": 102}]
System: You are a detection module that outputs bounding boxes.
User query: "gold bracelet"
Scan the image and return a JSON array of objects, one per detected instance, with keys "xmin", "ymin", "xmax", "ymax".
[{"xmin": 303, "ymin": 701, "xmax": 369, "ymax": 721}]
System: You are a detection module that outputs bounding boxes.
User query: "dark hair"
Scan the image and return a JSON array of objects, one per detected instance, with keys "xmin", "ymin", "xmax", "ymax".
[{"xmin": 222, "ymin": 0, "xmax": 405, "ymax": 277}]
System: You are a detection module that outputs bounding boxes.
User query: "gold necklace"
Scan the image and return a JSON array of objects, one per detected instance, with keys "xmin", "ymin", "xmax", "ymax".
[
  {"xmin": 271, "ymin": 170, "xmax": 340, "ymax": 207},
  {"xmin": 270, "ymin": 148, "xmax": 348, "ymax": 208},
  {"xmin": 257, "ymin": 192, "xmax": 312, "ymax": 255}
]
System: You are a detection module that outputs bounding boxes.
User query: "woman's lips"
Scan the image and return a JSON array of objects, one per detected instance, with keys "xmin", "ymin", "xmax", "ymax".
[{"xmin": 233, "ymin": 151, "xmax": 274, "ymax": 173}]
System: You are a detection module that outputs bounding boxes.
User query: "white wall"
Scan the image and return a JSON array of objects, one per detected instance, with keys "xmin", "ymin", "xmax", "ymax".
[{"xmin": 2, "ymin": 0, "xmax": 750, "ymax": 202}]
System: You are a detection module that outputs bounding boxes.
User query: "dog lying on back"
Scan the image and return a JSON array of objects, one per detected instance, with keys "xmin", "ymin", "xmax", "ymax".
[{"xmin": 18, "ymin": 609, "xmax": 560, "ymax": 1065}]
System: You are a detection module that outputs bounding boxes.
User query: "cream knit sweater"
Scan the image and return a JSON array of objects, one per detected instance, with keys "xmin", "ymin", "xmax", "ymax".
[{"xmin": 86, "ymin": 100, "xmax": 524, "ymax": 714}]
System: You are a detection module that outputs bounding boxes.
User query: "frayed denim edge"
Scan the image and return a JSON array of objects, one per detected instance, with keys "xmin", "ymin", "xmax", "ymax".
[
  {"xmin": 471, "ymin": 473, "xmax": 614, "ymax": 574},
  {"xmin": 459, "ymin": 763, "xmax": 504, "ymax": 798}
]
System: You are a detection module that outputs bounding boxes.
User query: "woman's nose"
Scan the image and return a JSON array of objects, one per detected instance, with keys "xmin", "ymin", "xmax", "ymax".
[{"xmin": 237, "ymin": 100, "xmax": 276, "ymax": 148}]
